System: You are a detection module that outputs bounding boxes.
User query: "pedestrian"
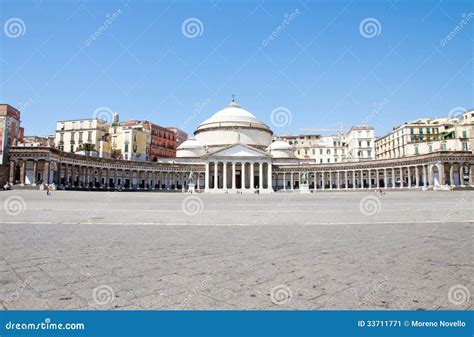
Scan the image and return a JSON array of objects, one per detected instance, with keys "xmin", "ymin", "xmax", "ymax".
[{"xmin": 46, "ymin": 185, "xmax": 51, "ymax": 196}]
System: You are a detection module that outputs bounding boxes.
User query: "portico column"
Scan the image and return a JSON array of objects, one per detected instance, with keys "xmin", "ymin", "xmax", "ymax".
[
  {"xmin": 329, "ymin": 172, "xmax": 333, "ymax": 190},
  {"xmin": 250, "ymin": 162, "xmax": 255, "ymax": 189},
  {"xmin": 283, "ymin": 172, "xmax": 286, "ymax": 190},
  {"xmin": 352, "ymin": 171, "xmax": 356, "ymax": 190},
  {"xmin": 322, "ymin": 172, "xmax": 325, "ymax": 190},
  {"xmin": 344, "ymin": 171, "xmax": 348, "ymax": 190},
  {"xmin": 290, "ymin": 171, "xmax": 294, "ymax": 190},
  {"xmin": 368, "ymin": 170, "xmax": 372, "ymax": 189},
  {"xmin": 359, "ymin": 170, "xmax": 363, "ymax": 189},
  {"xmin": 337, "ymin": 171, "xmax": 340, "ymax": 189},
  {"xmin": 232, "ymin": 162, "xmax": 236, "ymax": 189},
  {"xmin": 383, "ymin": 169, "xmax": 388, "ymax": 189},
  {"xmin": 259, "ymin": 163, "xmax": 264, "ymax": 190},
  {"xmin": 205, "ymin": 162, "xmax": 210, "ymax": 191},
  {"xmin": 423, "ymin": 165, "xmax": 427, "ymax": 187},
  {"xmin": 223, "ymin": 162, "xmax": 227, "ymax": 190},
  {"xmin": 267, "ymin": 162, "xmax": 272, "ymax": 190},
  {"xmin": 214, "ymin": 161, "xmax": 219, "ymax": 190},
  {"xmin": 241, "ymin": 162, "xmax": 246, "ymax": 189},
  {"xmin": 375, "ymin": 169, "xmax": 379, "ymax": 188}
]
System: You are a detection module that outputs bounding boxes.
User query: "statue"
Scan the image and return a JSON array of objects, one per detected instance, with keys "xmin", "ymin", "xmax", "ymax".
[
  {"xmin": 300, "ymin": 171, "xmax": 308, "ymax": 184},
  {"xmin": 188, "ymin": 170, "xmax": 196, "ymax": 185}
]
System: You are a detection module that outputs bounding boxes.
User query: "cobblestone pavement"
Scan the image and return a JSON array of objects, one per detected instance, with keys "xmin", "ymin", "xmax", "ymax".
[{"xmin": 0, "ymin": 190, "xmax": 472, "ymax": 310}]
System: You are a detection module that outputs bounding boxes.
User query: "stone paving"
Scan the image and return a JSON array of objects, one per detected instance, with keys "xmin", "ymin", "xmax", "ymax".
[{"xmin": 0, "ymin": 190, "xmax": 472, "ymax": 310}]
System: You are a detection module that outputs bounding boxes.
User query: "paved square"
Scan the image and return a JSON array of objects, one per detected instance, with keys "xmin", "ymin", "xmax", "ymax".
[{"xmin": 0, "ymin": 190, "xmax": 472, "ymax": 310}]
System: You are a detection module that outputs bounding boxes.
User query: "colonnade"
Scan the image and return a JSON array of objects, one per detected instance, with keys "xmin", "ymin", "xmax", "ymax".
[
  {"xmin": 204, "ymin": 160, "xmax": 272, "ymax": 192},
  {"xmin": 274, "ymin": 162, "xmax": 473, "ymax": 191}
]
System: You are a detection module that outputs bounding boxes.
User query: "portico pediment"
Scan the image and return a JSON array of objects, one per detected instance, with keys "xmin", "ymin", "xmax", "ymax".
[{"xmin": 207, "ymin": 144, "xmax": 269, "ymax": 159}]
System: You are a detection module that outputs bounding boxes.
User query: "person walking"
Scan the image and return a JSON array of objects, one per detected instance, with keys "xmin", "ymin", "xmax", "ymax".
[{"xmin": 46, "ymin": 185, "xmax": 51, "ymax": 196}]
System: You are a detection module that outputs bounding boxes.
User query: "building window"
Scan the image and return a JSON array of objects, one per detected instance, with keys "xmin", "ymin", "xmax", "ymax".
[
  {"xmin": 419, "ymin": 128, "xmax": 423, "ymax": 134},
  {"xmin": 462, "ymin": 142, "xmax": 468, "ymax": 151},
  {"xmin": 367, "ymin": 141, "xmax": 371, "ymax": 146},
  {"xmin": 463, "ymin": 130, "xmax": 467, "ymax": 138},
  {"xmin": 367, "ymin": 150, "xmax": 371, "ymax": 157},
  {"xmin": 358, "ymin": 141, "xmax": 362, "ymax": 147},
  {"xmin": 441, "ymin": 143, "xmax": 447, "ymax": 151},
  {"xmin": 88, "ymin": 131, "xmax": 92, "ymax": 141},
  {"xmin": 415, "ymin": 146, "xmax": 419, "ymax": 154}
]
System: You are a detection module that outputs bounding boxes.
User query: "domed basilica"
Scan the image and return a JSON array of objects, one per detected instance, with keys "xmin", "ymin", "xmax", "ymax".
[{"xmin": 177, "ymin": 99, "xmax": 294, "ymax": 192}]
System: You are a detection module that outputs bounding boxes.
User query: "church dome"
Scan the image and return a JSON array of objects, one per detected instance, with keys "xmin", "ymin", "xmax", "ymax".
[
  {"xmin": 194, "ymin": 100, "xmax": 273, "ymax": 151},
  {"xmin": 197, "ymin": 101, "xmax": 269, "ymax": 129},
  {"xmin": 176, "ymin": 138, "xmax": 205, "ymax": 158},
  {"xmin": 267, "ymin": 140, "xmax": 295, "ymax": 159},
  {"xmin": 268, "ymin": 140, "xmax": 292, "ymax": 151}
]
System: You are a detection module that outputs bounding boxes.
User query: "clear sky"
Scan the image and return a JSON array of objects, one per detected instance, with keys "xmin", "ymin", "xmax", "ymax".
[{"xmin": 0, "ymin": 0, "xmax": 472, "ymax": 137}]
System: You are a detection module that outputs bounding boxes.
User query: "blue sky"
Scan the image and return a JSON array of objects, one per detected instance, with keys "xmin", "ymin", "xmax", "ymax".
[{"xmin": 0, "ymin": 0, "xmax": 472, "ymax": 137}]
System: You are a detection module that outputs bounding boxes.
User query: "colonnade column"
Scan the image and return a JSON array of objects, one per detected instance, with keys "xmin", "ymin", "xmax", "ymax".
[
  {"xmin": 415, "ymin": 166, "xmax": 420, "ymax": 187},
  {"xmin": 392, "ymin": 168, "xmax": 396, "ymax": 189},
  {"xmin": 290, "ymin": 172, "xmax": 294, "ymax": 190},
  {"xmin": 322, "ymin": 172, "xmax": 325, "ymax": 190},
  {"xmin": 352, "ymin": 171, "xmax": 356, "ymax": 190},
  {"xmin": 283, "ymin": 172, "xmax": 286, "ymax": 190},
  {"xmin": 407, "ymin": 167, "xmax": 412, "ymax": 188},
  {"xmin": 337, "ymin": 171, "xmax": 341, "ymax": 189},
  {"xmin": 384, "ymin": 169, "xmax": 388, "ymax": 189},
  {"xmin": 9, "ymin": 160, "xmax": 15, "ymax": 184},
  {"xmin": 399, "ymin": 167, "xmax": 404, "ymax": 188},
  {"xmin": 267, "ymin": 162, "xmax": 272, "ymax": 190}
]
